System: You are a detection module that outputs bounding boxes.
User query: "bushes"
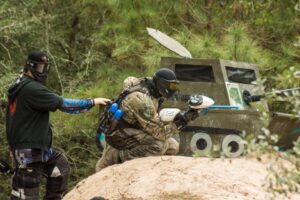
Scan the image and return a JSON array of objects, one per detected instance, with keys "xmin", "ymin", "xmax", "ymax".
[{"xmin": 0, "ymin": 0, "xmax": 299, "ymax": 198}]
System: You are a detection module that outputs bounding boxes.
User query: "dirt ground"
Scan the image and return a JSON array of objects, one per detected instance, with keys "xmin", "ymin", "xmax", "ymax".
[{"xmin": 63, "ymin": 155, "xmax": 299, "ymax": 200}]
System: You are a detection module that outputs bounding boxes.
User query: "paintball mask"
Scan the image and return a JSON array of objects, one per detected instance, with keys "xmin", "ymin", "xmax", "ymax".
[
  {"xmin": 25, "ymin": 51, "xmax": 50, "ymax": 83},
  {"xmin": 153, "ymin": 68, "xmax": 179, "ymax": 98}
]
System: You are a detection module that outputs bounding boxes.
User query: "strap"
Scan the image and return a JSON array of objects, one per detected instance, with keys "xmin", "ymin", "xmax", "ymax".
[
  {"xmin": 97, "ymin": 80, "xmax": 147, "ymax": 136},
  {"xmin": 113, "ymin": 79, "xmax": 147, "ymax": 105}
]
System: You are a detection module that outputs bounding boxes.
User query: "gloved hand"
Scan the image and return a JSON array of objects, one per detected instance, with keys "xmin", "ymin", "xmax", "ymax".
[
  {"xmin": 174, "ymin": 108, "xmax": 199, "ymax": 130},
  {"xmin": 184, "ymin": 108, "xmax": 199, "ymax": 121}
]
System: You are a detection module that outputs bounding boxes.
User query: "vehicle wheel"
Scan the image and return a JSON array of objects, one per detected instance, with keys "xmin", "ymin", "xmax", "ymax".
[
  {"xmin": 190, "ymin": 132, "xmax": 212, "ymax": 156},
  {"xmin": 221, "ymin": 134, "xmax": 244, "ymax": 158}
]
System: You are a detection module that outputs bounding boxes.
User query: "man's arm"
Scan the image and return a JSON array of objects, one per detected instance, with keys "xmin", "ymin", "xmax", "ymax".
[
  {"xmin": 59, "ymin": 98, "xmax": 94, "ymax": 114},
  {"xmin": 25, "ymin": 84, "xmax": 110, "ymax": 113},
  {"xmin": 60, "ymin": 98, "xmax": 110, "ymax": 114},
  {"xmin": 121, "ymin": 92, "xmax": 180, "ymax": 141}
]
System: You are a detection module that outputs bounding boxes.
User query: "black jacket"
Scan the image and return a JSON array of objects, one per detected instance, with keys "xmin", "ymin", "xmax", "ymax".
[{"xmin": 6, "ymin": 74, "xmax": 63, "ymax": 150}]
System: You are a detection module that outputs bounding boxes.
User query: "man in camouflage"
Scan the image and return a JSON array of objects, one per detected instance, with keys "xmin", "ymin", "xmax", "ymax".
[{"xmin": 96, "ymin": 68, "xmax": 197, "ymax": 171}]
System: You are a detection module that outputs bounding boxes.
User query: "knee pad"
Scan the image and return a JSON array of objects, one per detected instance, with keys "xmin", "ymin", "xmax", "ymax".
[
  {"xmin": 165, "ymin": 138, "xmax": 179, "ymax": 155},
  {"xmin": 46, "ymin": 153, "xmax": 70, "ymax": 193},
  {"xmin": 50, "ymin": 153, "xmax": 70, "ymax": 178}
]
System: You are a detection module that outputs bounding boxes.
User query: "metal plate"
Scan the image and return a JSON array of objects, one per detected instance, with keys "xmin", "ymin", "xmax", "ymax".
[{"xmin": 147, "ymin": 28, "xmax": 192, "ymax": 58}]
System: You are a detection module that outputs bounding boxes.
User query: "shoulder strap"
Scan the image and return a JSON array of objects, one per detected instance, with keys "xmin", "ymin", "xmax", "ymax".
[
  {"xmin": 97, "ymin": 79, "xmax": 148, "ymax": 132},
  {"xmin": 113, "ymin": 79, "xmax": 148, "ymax": 105}
]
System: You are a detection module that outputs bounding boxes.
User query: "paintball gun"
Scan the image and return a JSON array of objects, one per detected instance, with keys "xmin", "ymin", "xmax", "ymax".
[
  {"xmin": 159, "ymin": 95, "xmax": 215, "ymax": 123},
  {"xmin": 243, "ymin": 87, "xmax": 300, "ymax": 105}
]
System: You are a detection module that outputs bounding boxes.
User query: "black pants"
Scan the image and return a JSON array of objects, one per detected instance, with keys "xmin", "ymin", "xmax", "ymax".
[{"xmin": 10, "ymin": 150, "xmax": 70, "ymax": 200}]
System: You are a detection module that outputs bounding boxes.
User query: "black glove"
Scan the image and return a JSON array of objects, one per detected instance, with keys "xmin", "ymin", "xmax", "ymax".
[
  {"xmin": 184, "ymin": 108, "xmax": 199, "ymax": 121},
  {"xmin": 174, "ymin": 108, "xmax": 199, "ymax": 130}
]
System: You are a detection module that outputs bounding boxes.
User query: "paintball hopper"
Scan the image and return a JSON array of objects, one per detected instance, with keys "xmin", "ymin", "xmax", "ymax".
[
  {"xmin": 0, "ymin": 158, "xmax": 13, "ymax": 174},
  {"xmin": 188, "ymin": 95, "xmax": 214, "ymax": 109}
]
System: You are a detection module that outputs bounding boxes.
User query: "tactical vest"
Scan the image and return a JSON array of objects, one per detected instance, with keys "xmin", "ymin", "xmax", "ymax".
[{"xmin": 96, "ymin": 79, "xmax": 163, "ymax": 149}]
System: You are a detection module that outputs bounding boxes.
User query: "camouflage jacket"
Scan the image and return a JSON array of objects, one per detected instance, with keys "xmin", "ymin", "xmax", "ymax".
[{"xmin": 120, "ymin": 79, "xmax": 179, "ymax": 141}]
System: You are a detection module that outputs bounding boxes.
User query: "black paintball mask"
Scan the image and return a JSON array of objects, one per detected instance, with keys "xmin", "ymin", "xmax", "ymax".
[
  {"xmin": 153, "ymin": 68, "xmax": 179, "ymax": 98},
  {"xmin": 25, "ymin": 51, "xmax": 50, "ymax": 84}
]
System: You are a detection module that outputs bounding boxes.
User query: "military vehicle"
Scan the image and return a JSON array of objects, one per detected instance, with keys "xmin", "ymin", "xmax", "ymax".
[{"xmin": 147, "ymin": 28, "xmax": 300, "ymax": 158}]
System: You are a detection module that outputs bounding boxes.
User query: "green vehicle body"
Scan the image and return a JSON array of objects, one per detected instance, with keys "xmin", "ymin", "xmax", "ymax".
[
  {"xmin": 146, "ymin": 27, "xmax": 299, "ymax": 156},
  {"xmin": 161, "ymin": 57, "xmax": 300, "ymax": 155}
]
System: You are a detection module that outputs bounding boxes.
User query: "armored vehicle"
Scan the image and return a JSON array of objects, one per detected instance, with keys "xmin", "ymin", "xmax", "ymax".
[{"xmin": 147, "ymin": 28, "xmax": 300, "ymax": 158}]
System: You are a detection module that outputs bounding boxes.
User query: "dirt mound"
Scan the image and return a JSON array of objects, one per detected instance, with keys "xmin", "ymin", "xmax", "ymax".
[{"xmin": 63, "ymin": 155, "xmax": 298, "ymax": 200}]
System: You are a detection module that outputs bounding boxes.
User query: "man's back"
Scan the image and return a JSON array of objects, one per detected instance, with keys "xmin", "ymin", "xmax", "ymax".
[{"xmin": 118, "ymin": 79, "xmax": 179, "ymax": 141}]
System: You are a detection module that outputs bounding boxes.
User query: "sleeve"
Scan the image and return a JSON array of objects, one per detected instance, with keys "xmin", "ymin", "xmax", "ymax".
[
  {"xmin": 25, "ymin": 83, "xmax": 63, "ymax": 112},
  {"xmin": 121, "ymin": 92, "xmax": 180, "ymax": 141},
  {"xmin": 59, "ymin": 98, "xmax": 94, "ymax": 114}
]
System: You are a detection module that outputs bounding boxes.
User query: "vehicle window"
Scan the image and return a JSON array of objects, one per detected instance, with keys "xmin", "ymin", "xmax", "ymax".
[
  {"xmin": 226, "ymin": 66, "xmax": 256, "ymax": 84},
  {"xmin": 174, "ymin": 64, "xmax": 215, "ymax": 82}
]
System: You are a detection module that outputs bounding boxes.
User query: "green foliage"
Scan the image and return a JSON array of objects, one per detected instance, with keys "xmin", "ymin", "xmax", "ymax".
[
  {"xmin": 0, "ymin": 70, "xmax": 15, "ymax": 199},
  {"xmin": 246, "ymin": 91, "xmax": 300, "ymax": 199},
  {"xmin": 1, "ymin": 0, "xmax": 300, "ymax": 198},
  {"xmin": 265, "ymin": 140, "xmax": 300, "ymax": 199}
]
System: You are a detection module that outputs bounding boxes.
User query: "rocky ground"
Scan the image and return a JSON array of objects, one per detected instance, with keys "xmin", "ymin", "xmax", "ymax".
[{"xmin": 63, "ymin": 154, "xmax": 299, "ymax": 200}]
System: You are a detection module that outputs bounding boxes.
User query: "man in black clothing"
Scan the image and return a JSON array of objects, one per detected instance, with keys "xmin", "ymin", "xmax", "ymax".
[{"xmin": 6, "ymin": 50, "xmax": 110, "ymax": 200}]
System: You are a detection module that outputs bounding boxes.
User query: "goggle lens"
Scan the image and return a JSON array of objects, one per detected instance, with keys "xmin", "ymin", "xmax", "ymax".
[
  {"xmin": 169, "ymin": 82, "xmax": 179, "ymax": 90},
  {"xmin": 35, "ymin": 63, "xmax": 50, "ymax": 73}
]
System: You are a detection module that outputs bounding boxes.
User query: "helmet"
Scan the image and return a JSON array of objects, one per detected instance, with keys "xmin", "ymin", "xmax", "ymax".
[
  {"xmin": 25, "ymin": 51, "xmax": 50, "ymax": 83},
  {"xmin": 153, "ymin": 68, "xmax": 179, "ymax": 98}
]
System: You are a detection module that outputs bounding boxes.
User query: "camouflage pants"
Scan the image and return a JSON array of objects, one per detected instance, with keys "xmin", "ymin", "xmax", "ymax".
[{"xmin": 95, "ymin": 128, "xmax": 179, "ymax": 171}]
